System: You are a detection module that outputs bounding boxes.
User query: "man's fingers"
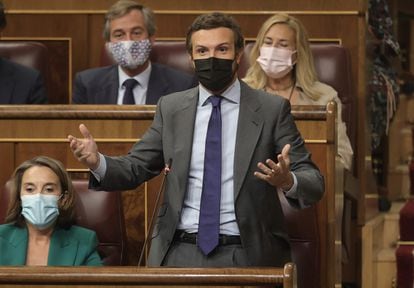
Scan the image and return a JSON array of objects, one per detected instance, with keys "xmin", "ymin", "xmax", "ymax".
[
  {"xmin": 281, "ymin": 144, "xmax": 291, "ymax": 158},
  {"xmin": 254, "ymin": 171, "xmax": 269, "ymax": 181},
  {"xmin": 276, "ymin": 154, "xmax": 284, "ymax": 170},
  {"xmin": 79, "ymin": 124, "xmax": 93, "ymax": 140},
  {"xmin": 258, "ymin": 161, "xmax": 274, "ymax": 175},
  {"xmin": 78, "ymin": 152, "xmax": 91, "ymax": 161}
]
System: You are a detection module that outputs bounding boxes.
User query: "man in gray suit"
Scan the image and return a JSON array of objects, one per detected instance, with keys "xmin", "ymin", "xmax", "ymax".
[
  {"xmin": 72, "ymin": 0, "xmax": 196, "ymax": 105},
  {"xmin": 69, "ymin": 12, "xmax": 324, "ymax": 267}
]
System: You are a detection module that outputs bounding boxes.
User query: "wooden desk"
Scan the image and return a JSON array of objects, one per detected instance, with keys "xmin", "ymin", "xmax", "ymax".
[
  {"xmin": 0, "ymin": 263, "xmax": 296, "ymax": 288},
  {"xmin": 0, "ymin": 104, "xmax": 336, "ymax": 288}
]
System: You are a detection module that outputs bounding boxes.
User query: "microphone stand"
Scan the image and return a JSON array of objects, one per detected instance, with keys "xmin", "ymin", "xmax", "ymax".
[{"xmin": 138, "ymin": 159, "xmax": 172, "ymax": 266}]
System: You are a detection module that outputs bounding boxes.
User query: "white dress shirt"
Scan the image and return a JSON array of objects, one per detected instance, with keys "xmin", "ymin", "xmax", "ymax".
[
  {"xmin": 117, "ymin": 63, "xmax": 152, "ymax": 105},
  {"xmin": 177, "ymin": 80, "xmax": 241, "ymax": 235}
]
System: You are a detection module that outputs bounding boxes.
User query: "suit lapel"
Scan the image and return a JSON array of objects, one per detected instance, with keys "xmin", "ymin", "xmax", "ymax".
[
  {"xmin": 96, "ymin": 66, "xmax": 119, "ymax": 104},
  {"xmin": 146, "ymin": 64, "xmax": 169, "ymax": 104},
  {"xmin": 48, "ymin": 228, "xmax": 79, "ymax": 266},
  {"xmin": 234, "ymin": 82, "xmax": 264, "ymax": 199},
  {"xmin": 171, "ymin": 87, "xmax": 199, "ymax": 206},
  {"xmin": 3, "ymin": 226, "xmax": 28, "ymax": 265}
]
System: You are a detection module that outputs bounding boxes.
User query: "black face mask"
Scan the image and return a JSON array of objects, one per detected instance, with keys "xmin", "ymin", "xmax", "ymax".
[{"xmin": 194, "ymin": 57, "xmax": 236, "ymax": 92}]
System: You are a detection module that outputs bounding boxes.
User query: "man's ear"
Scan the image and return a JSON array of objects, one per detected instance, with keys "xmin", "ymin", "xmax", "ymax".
[
  {"xmin": 189, "ymin": 53, "xmax": 195, "ymax": 69},
  {"xmin": 149, "ymin": 35, "xmax": 156, "ymax": 45},
  {"xmin": 235, "ymin": 49, "xmax": 244, "ymax": 65}
]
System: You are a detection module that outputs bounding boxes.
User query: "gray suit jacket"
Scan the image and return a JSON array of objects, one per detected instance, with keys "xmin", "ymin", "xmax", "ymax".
[
  {"xmin": 72, "ymin": 63, "xmax": 197, "ymax": 104},
  {"xmin": 91, "ymin": 80, "xmax": 324, "ymax": 267},
  {"xmin": 0, "ymin": 58, "xmax": 48, "ymax": 104}
]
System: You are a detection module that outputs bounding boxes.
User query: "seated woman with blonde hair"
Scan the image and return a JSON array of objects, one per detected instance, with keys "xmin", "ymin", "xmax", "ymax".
[
  {"xmin": 0, "ymin": 156, "xmax": 102, "ymax": 266},
  {"xmin": 244, "ymin": 13, "xmax": 353, "ymax": 170}
]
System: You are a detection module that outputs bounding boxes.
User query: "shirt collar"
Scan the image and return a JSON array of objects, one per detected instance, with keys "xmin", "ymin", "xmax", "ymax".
[
  {"xmin": 199, "ymin": 78, "xmax": 241, "ymax": 107},
  {"xmin": 118, "ymin": 62, "xmax": 152, "ymax": 89}
]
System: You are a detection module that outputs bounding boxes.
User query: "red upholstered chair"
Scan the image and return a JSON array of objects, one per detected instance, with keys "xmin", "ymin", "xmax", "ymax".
[
  {"xmin": 396, "ymin": 199, "xmax": 414, "ymax": 288},
  {"xmin": 278, "ymin": 191, "xmax": 320, "ymax": 288},
  {"xmin": 396, "ymin": 244, "xmax": 414, "ymax": 288},
  {"xmin": 72, "ymin": 180, "xmax": 127, "ymax": 266},
  {"xmin": 0, "ymin": 41, "xmax": 48, "ymax": 82},
  {"xmin": 0, "ymin": 179, "xmax": 127, "ymax": 266},
  {"xmin": 0, "ymin": 181, "xmax": 12, "ymax": 224}
]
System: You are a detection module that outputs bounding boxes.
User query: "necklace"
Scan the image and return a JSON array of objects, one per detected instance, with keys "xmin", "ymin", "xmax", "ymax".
[{"xmin": 265, "ymin": 80, "xmax": 296, "ymax": 101}]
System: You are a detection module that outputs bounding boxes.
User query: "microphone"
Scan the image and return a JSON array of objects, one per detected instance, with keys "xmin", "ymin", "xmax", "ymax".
[{"xmin": 138, "ymin": 158, "xmax": 172, "ymax": 266}]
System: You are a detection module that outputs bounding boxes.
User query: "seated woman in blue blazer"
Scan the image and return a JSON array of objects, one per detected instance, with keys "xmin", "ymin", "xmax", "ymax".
[{"xmin": 0, "ymin": 156, "xmax": 102, "ymax": 266}]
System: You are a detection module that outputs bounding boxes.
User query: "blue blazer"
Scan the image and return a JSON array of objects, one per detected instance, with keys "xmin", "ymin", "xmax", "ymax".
[
  {"xmin": 0, "ymin": 223, "xmax": 102, "ymax": 266},
  {"xmin": 72, "ymin": 63, "xmax": 197, "ymax": 104},
  {"xmin": 0, "ymin": 58, "xmax": 48, "ymax": 104}
]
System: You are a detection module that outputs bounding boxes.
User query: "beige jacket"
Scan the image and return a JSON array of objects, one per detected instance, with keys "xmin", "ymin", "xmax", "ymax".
[{"xmin": 296, "ymin": 81, "xmax": 354, "ymax": 171}]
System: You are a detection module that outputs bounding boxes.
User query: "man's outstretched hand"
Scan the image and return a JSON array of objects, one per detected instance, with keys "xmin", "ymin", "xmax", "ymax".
[
  {"xmin": 68, "ymin": 124, "xmax": 100, "ymax": 170},
  {"xmin": 254, "ymin": 144, "xmax": 294, "ymax": 191}
]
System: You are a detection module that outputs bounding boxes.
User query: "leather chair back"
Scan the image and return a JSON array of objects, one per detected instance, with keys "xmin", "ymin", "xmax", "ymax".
[
  {"xmin": 0, "ymin": 41, "xmax": 48, "ymax": 81},
  {"xmin": 0, "ymin": 181, "xmax": 12, "ymax": 224},
  {"xmin": 72, "ymin": 180, "xmax": 127, "ymax": 266},
  {"xmin": 0, "ymin": 179, "xmax": 127, "ymax": 266},
  {"xmin": 278, "ymin": 191, "xmax": 320, "ymax": 288}
]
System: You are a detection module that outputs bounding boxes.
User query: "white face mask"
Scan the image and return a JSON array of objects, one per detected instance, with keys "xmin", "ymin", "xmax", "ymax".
[
  {"xmin": 257, "ymin": 46, "xmax": 297, "ymax": 79},
  {"xmin": 21, "ymin": 194, "xmax": 60, "ymax": 230},
  {"xmin": 106, "ymin": 39, "xmax": 152, "ymax": 69}
]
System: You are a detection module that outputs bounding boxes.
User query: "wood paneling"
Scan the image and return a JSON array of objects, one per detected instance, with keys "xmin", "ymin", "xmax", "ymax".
[{"xmin": 3, "ymin": 0, "xmax": 361, "ymax": 11}]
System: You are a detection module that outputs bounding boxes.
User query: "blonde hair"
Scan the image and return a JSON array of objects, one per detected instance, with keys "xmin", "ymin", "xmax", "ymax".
[{"xmin": 243, "ymin": 13, "xmax": 321, "ymax": 100}]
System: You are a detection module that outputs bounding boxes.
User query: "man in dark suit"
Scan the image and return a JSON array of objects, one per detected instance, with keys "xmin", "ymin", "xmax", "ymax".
[
  {"xmin": 0, "ymin": 1, "xmax": 47, "ymax": 104},
  {"xmin": 69, "ymin": 12, "xmax": 324, "ymax": 267},
  {"xmin": 72, "ymin": 0, "xmax": 196, "ymax": 105}
]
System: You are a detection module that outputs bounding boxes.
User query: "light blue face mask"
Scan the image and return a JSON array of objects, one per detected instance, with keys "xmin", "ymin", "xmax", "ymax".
[{"xmin": 21, "ymin": 194, "xmax": 60, "ymax": 230}]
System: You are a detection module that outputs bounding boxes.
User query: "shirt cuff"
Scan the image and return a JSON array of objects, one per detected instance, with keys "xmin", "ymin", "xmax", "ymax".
[
  {"xmin": 90, "ymin": 153, "xmax": 107, "ymax": 182},
  {"xmin": 283, "ymin": 172, "xmax": 298, "ymax": 196}
]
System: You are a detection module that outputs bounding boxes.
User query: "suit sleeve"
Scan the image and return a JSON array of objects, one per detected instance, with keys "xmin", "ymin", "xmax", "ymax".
[
  {"xmin": 92, "ymin": 96, "xmax": 166, "ymax": 191},
  {"xmin": 72, "ymin": 73, "xmax": 88, "ymax": 104}
]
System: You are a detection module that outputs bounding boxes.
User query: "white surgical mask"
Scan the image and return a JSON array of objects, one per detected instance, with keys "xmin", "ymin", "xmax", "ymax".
[
  {"xmin": 21, "ymin": 194, "xmax": 60, "ymax": 230},
  {"xmin": 106, "ymin": 39, "xmax": 152, "ymax": 69},
  {"xmin": 257, "ymin": 46, "xmax": 297, "ymax": 79}
]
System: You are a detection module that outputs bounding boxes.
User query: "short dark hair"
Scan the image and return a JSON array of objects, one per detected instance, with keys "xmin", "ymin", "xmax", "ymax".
[
  {"xmin": 186, "ymin": 12, "xmax": 244, "ymax": 54},
  {"xmin": 0, "ymin": 1, "xmax": 7, "ymax": 31}
]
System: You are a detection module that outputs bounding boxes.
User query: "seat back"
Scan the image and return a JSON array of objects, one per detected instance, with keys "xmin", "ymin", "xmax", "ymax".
[
  {"xmin": 0, "ymin": 181, "xmax": 11, "ymax": 224},
  {"xmin": 0, "ymin": 41, "xmax": 48, "ymax": 81},
  {"xmin": 278, "ymin": 191, "xmax": 320, "ymax": 288},
  {"xmin": 72, "ymin": 180, "xmax": 127, "ymax": 266},
  {"xmin": 0, "ymin": 179, "xmax": 127, "ymax": 266}
]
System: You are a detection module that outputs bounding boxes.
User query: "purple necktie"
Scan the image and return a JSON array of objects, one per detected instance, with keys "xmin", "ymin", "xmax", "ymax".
[
  {"xmin": 123, "ymin": 78, "xmax": 138, "ymax": 104},
  {"xmin": 197, "ymin": 95, "xmax": 222, "ymax": 255}
]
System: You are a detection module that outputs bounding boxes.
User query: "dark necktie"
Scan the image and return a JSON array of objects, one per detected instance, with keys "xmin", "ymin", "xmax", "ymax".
[
  {"xmin": 122, "ymin": 78, "xmax": 138, "ymax": 104},
  {"xmin": 197, "ymin": 95, "xmax": 222, "ymax": 255}
]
